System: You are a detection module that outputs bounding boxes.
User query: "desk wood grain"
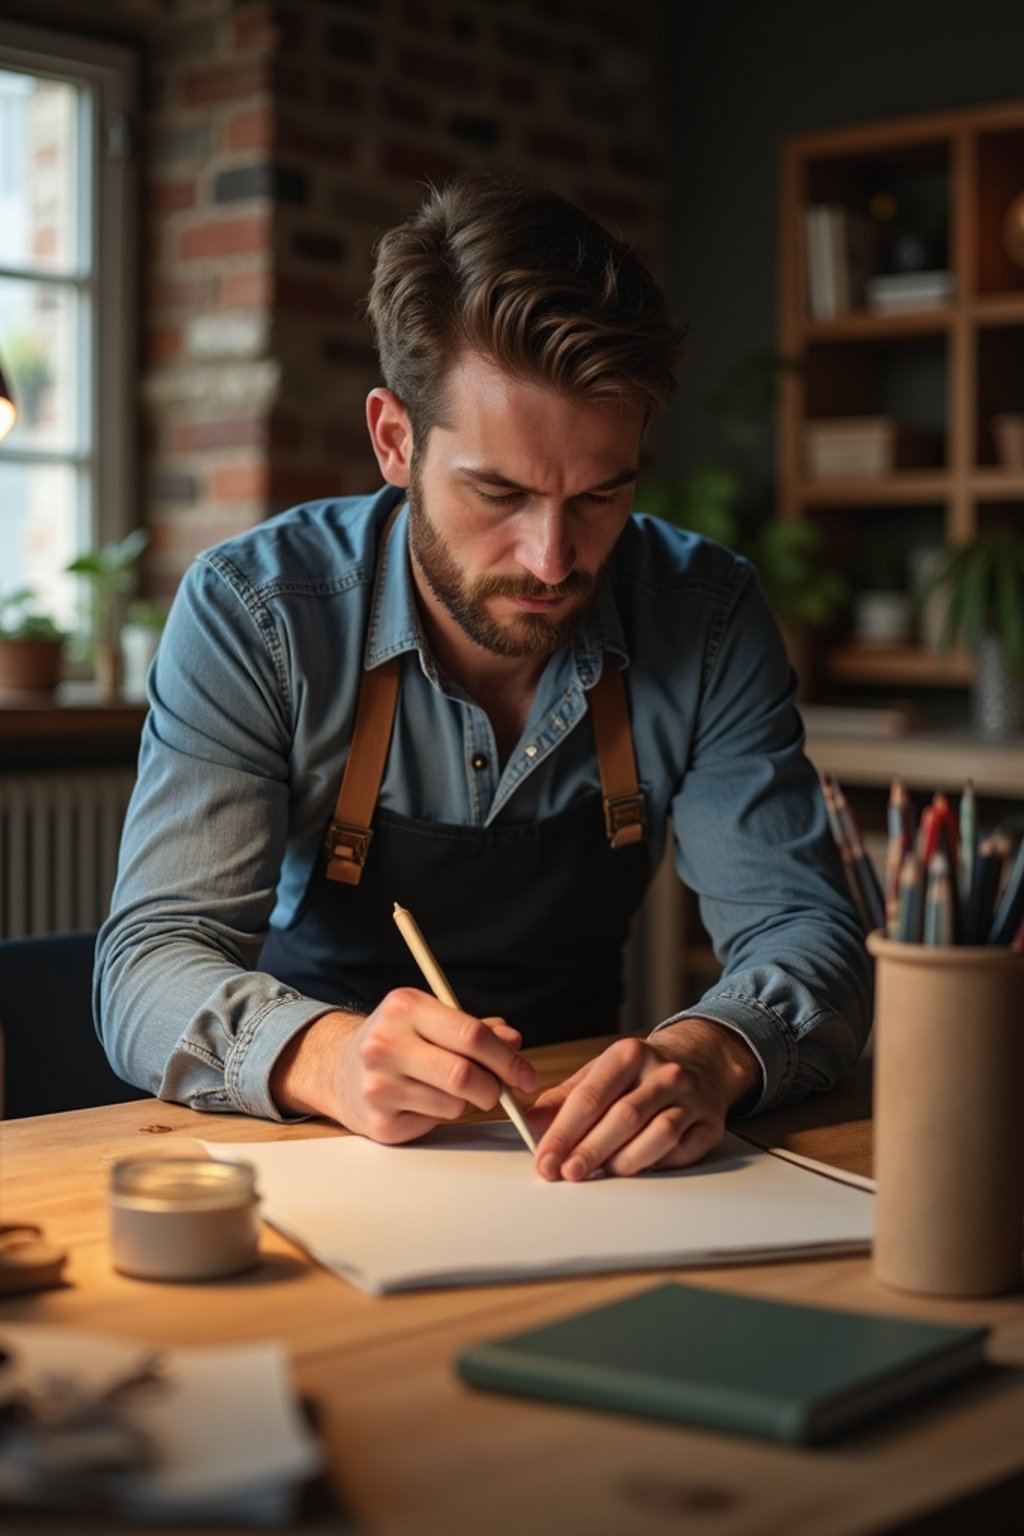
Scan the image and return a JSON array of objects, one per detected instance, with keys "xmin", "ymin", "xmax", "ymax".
[{"xmin": 1, "ymin": 1038, "xmax": 1022, "ymax": 1536}]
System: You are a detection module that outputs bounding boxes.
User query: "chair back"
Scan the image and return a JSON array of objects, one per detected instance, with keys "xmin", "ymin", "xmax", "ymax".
[{"xmin": 0, "ymin": 930, "xmax": 146, "ymax": 1118}]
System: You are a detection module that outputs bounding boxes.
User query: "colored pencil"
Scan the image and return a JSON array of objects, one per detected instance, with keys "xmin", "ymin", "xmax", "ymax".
[
  {"xmin": 821, "ymin": 774, "xmax": 871, "ymax": 932},
  {"xmin": 966, "ymin": 833, "xmax": 1008, "ymax": 944},
  {"xmin": 884, "ymin": 778, "xmax": 913, "ymax": 935},
  {"xmin": 958, "ymin": 778, "xmax": 976, "ymax": 897},
  {"xmin": 824, "ymin": 773, "xmax": 887, "ymax": 933},
  {"xmin": 923, "ymin": 850, "xmax": 955, "ymax": 947},
  {"xmin": 929, "ymin": 792, "xmax": 959, "ymax": 871},
  {"xmin": 895, "ymin": 854, "xmax": 924, "ymax": 943},
  {"xmin": 987, "ymin": 837, "xmax": 1024, "ymax": 946}
]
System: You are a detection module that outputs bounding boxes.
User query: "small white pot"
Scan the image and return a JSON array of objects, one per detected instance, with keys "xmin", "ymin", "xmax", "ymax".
[
  {"xmin": 852, "ymin": 590, "xmax": 912, "ymax": 646},
  {"xmin": 121, "ymin": 623, "xmax": 162, "ymax": 701}
]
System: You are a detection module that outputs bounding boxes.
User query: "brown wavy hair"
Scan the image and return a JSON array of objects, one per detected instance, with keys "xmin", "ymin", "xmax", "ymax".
[{"xmin": 366, "ymin": 172, "xmax": 686, "ymax": 440}]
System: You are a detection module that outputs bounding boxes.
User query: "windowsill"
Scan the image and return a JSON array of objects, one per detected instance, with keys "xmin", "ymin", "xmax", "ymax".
[{"xmin": 0, "ymin": 681, "xmax": 147, "ymax": 739}]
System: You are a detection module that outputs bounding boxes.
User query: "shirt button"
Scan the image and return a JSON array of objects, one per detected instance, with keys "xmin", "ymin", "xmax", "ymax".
[
  {"xmin": 525, "ymin": 744, "xmax": 538, "ymax": 758},
  {"xmin": 471, "ymin": 753, "xmax": 489, "ymax": 771}
]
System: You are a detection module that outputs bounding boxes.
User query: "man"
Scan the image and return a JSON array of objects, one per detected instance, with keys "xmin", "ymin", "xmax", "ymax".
[{"xmin": 96, "ymin": 174, "xmax": 870, "ymax": 1182}]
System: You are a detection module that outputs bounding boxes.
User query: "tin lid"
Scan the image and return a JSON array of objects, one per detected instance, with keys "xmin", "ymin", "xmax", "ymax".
[{"xmin": 109, "ymin": 1157, "xmax": 257, "ymax": 1211}]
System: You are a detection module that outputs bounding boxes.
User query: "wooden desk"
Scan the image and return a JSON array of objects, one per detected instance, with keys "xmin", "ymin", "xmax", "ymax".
[{"xmin": 2, "ymin": 1041, "xmax": 1023, "ymax": 1536}]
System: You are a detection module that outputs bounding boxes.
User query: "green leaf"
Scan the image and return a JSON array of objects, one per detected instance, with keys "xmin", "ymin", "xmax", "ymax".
[
  {"xmin": 930, "ymin": 530, "xmax": 1024, "ymax": 670},
  {"xmin": 66, "ymin": 553, "xmax": 106, "ymax": 576},
  {"xmin": 997, "ymin": 549, "xmax": 1024, "ymax": 675},
  {"xmin": 64, "ymin": 529, "xmax": 149, "ymax": 651}
]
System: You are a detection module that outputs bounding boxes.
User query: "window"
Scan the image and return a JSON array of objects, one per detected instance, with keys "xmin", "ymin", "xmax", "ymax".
[{"xmin": 0, "ymin": 20, "xmax": 137, "ymax": 633}]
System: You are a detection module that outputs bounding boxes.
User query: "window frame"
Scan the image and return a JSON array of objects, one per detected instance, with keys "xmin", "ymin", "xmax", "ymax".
[{"xmin": 0, "ymin": 17, "xmax": 138, "ymax": 559}]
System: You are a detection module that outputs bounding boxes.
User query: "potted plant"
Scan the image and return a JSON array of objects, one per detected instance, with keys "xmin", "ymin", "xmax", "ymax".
[
  {"xmin": 0, "ymin": 588, "xmax": 66, "ymax": 694},
  {"xmin": 925, "ymin": 528, "xmax": 1024, "ymax": 738},
  {"xmin": 851, "ymin": 525, "xmax": 913, "ymax": 646},
  {"xmin": 641, "ymin": 470, "xmax": 848, "ymax": 622},
  {"xmin": 66, "ymin": 529, "xmax": 148, "ymax": 697},
  {"xmin": 121, "ymin": 598, "xmax": 169, "ymax": 700}
]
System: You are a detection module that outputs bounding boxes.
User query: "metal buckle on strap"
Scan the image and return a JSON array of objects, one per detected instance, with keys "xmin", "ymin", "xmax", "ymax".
[
  {"xmin": 603, "ymin": 791, "xmax": 646, "ymax": 848},
  {"xmin": 324, "ymin": 820, "xmax": 373, "ymax": 870}
]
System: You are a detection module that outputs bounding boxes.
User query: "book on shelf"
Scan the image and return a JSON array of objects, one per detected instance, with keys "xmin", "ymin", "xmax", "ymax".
[
  {"xmin": 805, "ymin": 205, "xmax": 833, "ymax": 319},
  {"xmin": 866, "ymin": 270, "xmax": 953, "ymax": 312},
  {"xmin": 804, "ymin": 416, "xmax": 938, "ymax": 480},
  {"xmin": 804, "ymin": 204, "xmax": 879, "ymax": 319}
]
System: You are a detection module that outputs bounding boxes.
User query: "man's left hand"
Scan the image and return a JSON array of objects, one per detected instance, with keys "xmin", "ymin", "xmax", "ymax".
[{"xmin": 529, "ymin": 1019, "xmax": 760, "ymax": 1181}]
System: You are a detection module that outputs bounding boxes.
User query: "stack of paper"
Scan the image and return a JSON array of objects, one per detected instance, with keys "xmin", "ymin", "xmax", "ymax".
[
  {"xmin": 204, "ymin": 1125, "xmax": 876, "ymax": 1295},
  {"xmin": 0, "ymin": 1324, "xmax": 323, "ymax": 1524},
  {"xmin": 866, "ymin": 270, "xmax": 953, "ymax": 312}
]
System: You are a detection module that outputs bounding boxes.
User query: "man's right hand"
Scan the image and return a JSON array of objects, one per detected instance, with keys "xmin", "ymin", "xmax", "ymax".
[{"xmin": 269, "ymin": 989, "xmax": 537, "ymax": 1143}]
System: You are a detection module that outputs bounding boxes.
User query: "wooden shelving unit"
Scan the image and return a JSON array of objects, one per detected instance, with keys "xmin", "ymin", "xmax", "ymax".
[
  {"xmin": 822, "ymin": 642, "xmax": 974, "ymax": 686},
  {"xmin": 778, "ymin": 99, "xmax": 1024, "ymax": 693},
  {"xmin": 661, "ymin": 103, "xmax": 1024, "ymax": 1014},
  {"xmin": 803, "ymin": 307, "xmax": 953, "ymax": 342},
  {"xmin": 664, "ymin": 103, "xmax": 1024, "ymax": 1014},
  {"xmin": 795, "ymin": 473, "xmax": 952, "ymax": 506}
]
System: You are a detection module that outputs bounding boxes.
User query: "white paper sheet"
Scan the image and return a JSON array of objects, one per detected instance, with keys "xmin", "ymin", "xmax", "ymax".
[
  {"xmin": 0, "ymin": 1325, "xmax": 323, "ymax": 1523},
  {"xmin": 204, "ymin": 1126, "xmax": 875, "ymax": 1295}
]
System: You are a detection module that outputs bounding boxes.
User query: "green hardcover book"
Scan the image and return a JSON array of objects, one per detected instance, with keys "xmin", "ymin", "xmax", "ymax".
[{"xmin": 456, "ymin": 1282, "xmax": 989, "ymax": 1444}]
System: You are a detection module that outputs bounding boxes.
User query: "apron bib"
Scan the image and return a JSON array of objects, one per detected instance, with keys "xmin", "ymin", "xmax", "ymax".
[{"xmin": 261, "ymin": 789, "xmax": 649, "ymax": 1044}]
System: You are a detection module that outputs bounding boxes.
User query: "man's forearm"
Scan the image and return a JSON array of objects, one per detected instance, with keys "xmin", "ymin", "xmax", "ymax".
[{"xmin": 269, "ymin": 1009, "xmax": 364, "ymax": 1118}]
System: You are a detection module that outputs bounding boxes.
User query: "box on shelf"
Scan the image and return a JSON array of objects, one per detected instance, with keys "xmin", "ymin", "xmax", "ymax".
[{"xmin": 804, "ymin": 417, "xmax": 937, "ymax": 481}]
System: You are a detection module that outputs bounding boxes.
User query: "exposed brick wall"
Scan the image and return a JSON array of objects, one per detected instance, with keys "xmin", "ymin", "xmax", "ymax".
[{"xmin": 140, "ymin": 0, "xmax": 671, "ymax": 596}]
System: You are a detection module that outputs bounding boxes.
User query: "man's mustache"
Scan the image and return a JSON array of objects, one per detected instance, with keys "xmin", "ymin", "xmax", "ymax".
[{"xmin": 474, "ymin": 571, "xmax": 593, "ymax": 601}]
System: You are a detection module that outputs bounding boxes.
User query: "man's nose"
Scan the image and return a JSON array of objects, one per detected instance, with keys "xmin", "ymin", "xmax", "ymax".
[{"xmin": 517, "ymin": 509, "xmax": 576, "ymax": 587}]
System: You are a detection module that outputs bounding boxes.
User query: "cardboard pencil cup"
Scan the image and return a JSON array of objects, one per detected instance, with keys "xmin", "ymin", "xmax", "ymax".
[{"xmin": 867, "ymin": 932, "xmax": 1024, "ymax": 1297}]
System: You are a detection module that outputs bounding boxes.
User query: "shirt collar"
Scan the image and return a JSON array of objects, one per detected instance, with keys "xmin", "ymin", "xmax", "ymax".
[
  {"xmin": 363, "ymin": 496, "xmax": 421, "ymax": 668},
  {"xmin": 363, "ymin": 491, "xmax": 632, "ymax": 680}
]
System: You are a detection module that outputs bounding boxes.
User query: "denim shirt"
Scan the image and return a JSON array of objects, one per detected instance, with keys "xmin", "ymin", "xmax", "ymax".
[{"xmin": 95, "ymin": 486, "xmax": 871, "ymax": 1121}]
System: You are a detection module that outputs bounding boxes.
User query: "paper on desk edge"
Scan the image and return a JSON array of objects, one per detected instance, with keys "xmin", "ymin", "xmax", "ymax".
[{"xmin": 735, "ymin": 1132, "xmax": 877, "ymax": 1193}]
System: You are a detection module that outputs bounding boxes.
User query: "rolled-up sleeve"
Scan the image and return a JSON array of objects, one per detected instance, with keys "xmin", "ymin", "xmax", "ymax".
[
  {"xmin": 652, "ymin": 568, "xmax": 872, "ymax": 1112},
  {"xmin": 94, "ymin": 556, "xmax": 334, "ymax": 1119}
]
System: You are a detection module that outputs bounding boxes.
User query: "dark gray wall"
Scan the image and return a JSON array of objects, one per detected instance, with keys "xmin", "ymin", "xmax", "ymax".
[{"xmin": 662, "ymin": 0, "xmax": 1024, "ymax": 475}]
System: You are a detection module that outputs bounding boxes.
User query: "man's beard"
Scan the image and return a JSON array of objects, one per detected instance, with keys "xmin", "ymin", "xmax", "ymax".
[{"xmin": 407, "ymin": 467, "xmax": 604, "ymax": 659}]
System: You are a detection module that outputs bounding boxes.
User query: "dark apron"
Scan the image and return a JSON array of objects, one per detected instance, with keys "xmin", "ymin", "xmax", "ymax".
[{"xmin": 261, "ymin": 781, "xmax": 650, "ymax": 1046}]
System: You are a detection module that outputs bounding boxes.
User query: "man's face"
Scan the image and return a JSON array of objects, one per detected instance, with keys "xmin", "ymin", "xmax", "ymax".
[{"xmin": 405, "ymin": 352, "xmax": 644, "ymax": 661}]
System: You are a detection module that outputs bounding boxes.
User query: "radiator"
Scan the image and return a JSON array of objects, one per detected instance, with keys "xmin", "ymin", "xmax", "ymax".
[{"xmin": 0, "ymin": 768, "xmax": 136, "ymax": 939}]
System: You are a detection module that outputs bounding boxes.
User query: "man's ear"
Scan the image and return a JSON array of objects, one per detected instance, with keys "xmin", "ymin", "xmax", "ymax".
[{"xmin": 366, "ymin": 389, "xmax": 414, "ymax": 487}]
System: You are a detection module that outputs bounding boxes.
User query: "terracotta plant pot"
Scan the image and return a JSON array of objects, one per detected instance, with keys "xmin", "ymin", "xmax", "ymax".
[{"xmin": 0, "ymin": 637, "xmax": 64, "ymax": 694}]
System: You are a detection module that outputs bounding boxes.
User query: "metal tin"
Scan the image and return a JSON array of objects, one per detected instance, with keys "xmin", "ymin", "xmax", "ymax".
[{"xmin": 109, "ymin": 1157, "xmax": 260, "ymax": 1281}]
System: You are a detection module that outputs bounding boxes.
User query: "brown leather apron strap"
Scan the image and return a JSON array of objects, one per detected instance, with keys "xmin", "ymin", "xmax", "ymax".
[
  {"xmin": 324, "ymin": 656, "xmax": 400, "ymax": 883},
  {"xmin": 326, "ymin": 503, "xmax": 645, "ymax": 879},
  {"xmin": 588, "ymin": 663, "xmax": 646, "ymax": 848},
  {"xmin": 324, "ymin": 506, "xmax": 403, "ymax": 885}
]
